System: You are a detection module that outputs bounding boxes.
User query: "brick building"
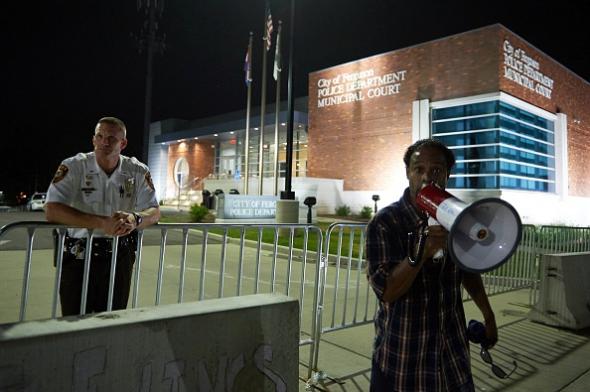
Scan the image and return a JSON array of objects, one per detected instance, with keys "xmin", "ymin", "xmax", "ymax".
[
  {"xmin": 306, "ymin": 24, "xmax": 589, "ymax": 224},
  {"xmin": 149, "ymin": 24, "xmax": 589, "ymax": 224}
]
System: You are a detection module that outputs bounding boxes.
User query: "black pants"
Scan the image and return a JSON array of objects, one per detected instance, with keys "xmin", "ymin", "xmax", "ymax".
[{"xmin": 58, "ymin": 238, "xmax": 136, "ymax": 316}]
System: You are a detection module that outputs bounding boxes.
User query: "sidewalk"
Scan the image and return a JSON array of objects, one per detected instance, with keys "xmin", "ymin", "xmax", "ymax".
[{"xmin": 299, "ymin": 288, "xmax": 590, "ymax": 391}]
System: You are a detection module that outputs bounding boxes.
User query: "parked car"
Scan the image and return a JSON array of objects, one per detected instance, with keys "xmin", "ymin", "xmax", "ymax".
[
  {"xmin": 27, "ymin": 192, "xmax": 47, "ymax": 211},
  {"xmin": 0, "ymin": 190, "xmax": 10, "ymax": 212}
]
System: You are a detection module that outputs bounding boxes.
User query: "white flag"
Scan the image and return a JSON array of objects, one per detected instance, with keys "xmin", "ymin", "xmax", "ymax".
[{"xmin": 273, "ymin": 23, "xmax": 281, "ymax": 81}]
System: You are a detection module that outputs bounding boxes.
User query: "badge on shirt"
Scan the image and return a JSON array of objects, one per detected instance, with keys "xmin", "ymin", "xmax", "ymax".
[
  {"xmin": 124, "ymin": 177, "xmax": 135, "ymax": 198},
  {"xmin": 145, "ymin": 171, "xmax": 155, "ymax": 191},
  {"xmin": 52, "ymin": 165, "xmax": 69, "ymax": 183}
]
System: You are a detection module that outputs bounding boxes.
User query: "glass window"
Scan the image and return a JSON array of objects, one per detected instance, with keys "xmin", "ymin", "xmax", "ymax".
[
  {"xmin": 499, "ymin": 116, "xmax": 554, "ymax": 143},
  {"xmin": 453, "ymin": 160, "xmax": 499, "ymax": 175},
  {"xmin": 437, "ymin": 130, "xmax": 499, "ymax": 147},
  {"xmin": 451, "ymin": 145, "xmax": 498, "ymax": 161},
  {"xmin": 432, "ymin": 116, "xmax": 498, "ymax": 134},
  {"xmin": 432, "ymin": 97, "xmax": 555, "ymax": 193},
  {"xmin": 499, "ymin": 101, "xmax": 554, "ymax": 131},
  {"xmin": 448, "ymin": 175, "xmax": 498, "ymax": 189},
  {"xmin": 432, "ymin": 101, "xmax": 498, "ymax": 120}
]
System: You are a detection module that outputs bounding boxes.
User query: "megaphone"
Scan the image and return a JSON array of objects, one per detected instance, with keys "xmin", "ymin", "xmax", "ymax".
[{"xmin": 416, "ymin": 183, "xmax": 522, "ymax": 273}]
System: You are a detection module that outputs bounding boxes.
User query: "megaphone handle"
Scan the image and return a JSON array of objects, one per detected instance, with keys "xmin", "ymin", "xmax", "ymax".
[{"xmin": 408, "ymin": 223, "xmax": 428, "ymax": 266}]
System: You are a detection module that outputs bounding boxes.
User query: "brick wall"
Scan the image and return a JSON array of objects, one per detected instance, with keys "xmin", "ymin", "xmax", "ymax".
[{"xmin": 166, "ymin": 140, "xmax": 215, "ymax": 194}]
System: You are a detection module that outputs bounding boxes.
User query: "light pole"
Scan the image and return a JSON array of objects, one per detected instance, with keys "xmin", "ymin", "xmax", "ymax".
[
  {"xmin": 304, "ymin": 197, "xmax": 316, "ymax": 224},
  {"xmin": 275, "ymin": 0, "xmax": 299, "ymax": 227},
  {"xmin": 136, "ymin": 0, "xmax": 166, "ymax": 163},
  {"xmin": 372, "ymin": 194, "xmax": 380, "ymax": 214},
  {"xmin": 281, "ymin": 0, "xmax": 296, "ymax": 201}
]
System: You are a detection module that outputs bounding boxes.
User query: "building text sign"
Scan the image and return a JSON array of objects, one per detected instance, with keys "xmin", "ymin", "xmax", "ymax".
[
  {"xmin": 503, "ymin": 40, "xmax": 554, "ymax": 99},
  {"xmin": 222, "ymin": 195, "xmax": 277, "ymax": 219},
  {"xmin": 316, "ymin": 68, "xmax": 407, "ymax": 108}
]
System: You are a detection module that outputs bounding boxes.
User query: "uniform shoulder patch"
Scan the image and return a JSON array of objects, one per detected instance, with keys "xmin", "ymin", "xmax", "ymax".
[
  {"xmin": 145, "ymin": 171, "xmax": 155, "ymax": 191},
  {"xmin": 52, "ymin": 164, "xmax": 69, "ymax": 184}
]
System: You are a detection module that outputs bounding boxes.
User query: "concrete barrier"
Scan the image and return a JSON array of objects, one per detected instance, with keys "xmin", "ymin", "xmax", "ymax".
[
  {"xmin": 528, "ymin": 252, "xmax": 590, "ymax": 329},
  {"xmin": 0, "ymin": 294, "xmax": 299, "ymax": 391}
]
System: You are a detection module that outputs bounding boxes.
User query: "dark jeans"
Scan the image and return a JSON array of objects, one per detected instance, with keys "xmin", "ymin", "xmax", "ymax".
[{"xmin": 58, "ymin": 239, "xmax": 135, "ymax": 316}]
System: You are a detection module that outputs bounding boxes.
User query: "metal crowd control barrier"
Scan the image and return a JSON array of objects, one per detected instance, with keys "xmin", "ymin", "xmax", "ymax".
[
  {"xmin": 306, "ymin": 222, "xmax": 565, "ymax": 383},
  {"xmin": 2, "ymin": 220, "xmax": 590, "ymax": 385},
  {"xmin": 0, "ymin": 221, "xmax": 324, "ymax": 380},
  {"xmin": 306, "ymin": 222, "xmax": 374, "ymax": 387}
]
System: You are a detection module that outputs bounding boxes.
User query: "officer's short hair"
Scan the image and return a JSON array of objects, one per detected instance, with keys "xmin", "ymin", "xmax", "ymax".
[
  {"xmin": 96, "ymin": 117, "xmax": 127, "ymax": 137},
  {"xmin": 403, "ymin": 138, "xmax": 456, "ymax": 172}
]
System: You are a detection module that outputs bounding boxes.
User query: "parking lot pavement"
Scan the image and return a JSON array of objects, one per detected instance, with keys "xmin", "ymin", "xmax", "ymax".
[{"xmin": 299, "ymin": 289, "xmax": 590, "ymax": 391}]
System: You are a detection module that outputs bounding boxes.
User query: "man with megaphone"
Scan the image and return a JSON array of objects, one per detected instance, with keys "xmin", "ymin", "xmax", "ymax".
[{"xmin": 366, "ymin": 139, "xmax": 498, "ymax": 392}]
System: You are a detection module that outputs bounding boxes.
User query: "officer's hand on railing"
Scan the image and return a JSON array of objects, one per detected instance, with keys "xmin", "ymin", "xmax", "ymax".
[
  {"xmin": 113, "ymin": 210, "xmax": 142, "ymax": 229},
  {"xmin": 103, "ymin": 213, "xmax": 135, "ymax": 237}
]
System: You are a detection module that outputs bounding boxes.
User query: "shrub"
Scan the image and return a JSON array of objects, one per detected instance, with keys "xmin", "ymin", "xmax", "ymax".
[
  {"xmin": 360, "ymin": 206, "xmax": 373, "ymax": 219},
  {"xmin": 335, "ymin": 204, "xmax": 351, "ymax": 216},
  {"xmin": 189, "ymin": 204, "xmax": 210, "ymax": 222}
]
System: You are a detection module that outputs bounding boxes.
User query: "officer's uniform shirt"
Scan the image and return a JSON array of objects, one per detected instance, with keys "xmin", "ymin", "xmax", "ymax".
[{"xmin": 46, "ymin": 152, "xmax": 159, "ymax": 238}]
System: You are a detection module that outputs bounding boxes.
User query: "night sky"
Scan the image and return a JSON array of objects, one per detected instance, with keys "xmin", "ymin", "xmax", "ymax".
[{"xmin": 3, "ymin": 0, "xmax": 589, "ymax": 202}]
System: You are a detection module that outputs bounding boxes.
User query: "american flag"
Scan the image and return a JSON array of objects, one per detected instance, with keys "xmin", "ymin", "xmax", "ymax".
[{"xmin": 265, "ymin": 6, "xmax": 274, "ymax": 51}]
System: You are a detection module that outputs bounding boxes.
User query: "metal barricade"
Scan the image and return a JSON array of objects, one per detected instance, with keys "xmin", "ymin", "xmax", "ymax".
[
  {"xmin": 0, "ymin": 221, "xmax": 128, "ymax": 321},
  {"xmin": 0, "ymin": 221, "xmax": 323, "ymax": 370},
  {"xmin": 307, "ymin": 222, "xmax": 589, "ymax": 384},
  {"xmin": 3, "ymin": 219, "xmax": 590, "ymax": 386},
  {"xmin": 308, "ymin": 222, "xmax": 375, "ymax": 383}
]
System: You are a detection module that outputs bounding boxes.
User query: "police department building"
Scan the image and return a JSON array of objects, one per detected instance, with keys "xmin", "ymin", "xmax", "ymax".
[{"xmin": 148, "ymin": 24, "xmax": 590, "ymax": 225}]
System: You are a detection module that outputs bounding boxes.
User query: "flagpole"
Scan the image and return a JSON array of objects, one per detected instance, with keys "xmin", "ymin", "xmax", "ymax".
[
  {"xmin": 243, "ymin": 32, "xmax": 253, "ymax": 195},
  {"xmin": 281, "ymin": 0, "xmax": 295, "ymax": 201},
  {"xmin": 258, "ymin": 4, "xmax": 273, "ymax": 196},
  {"xmin": 273, "ymin": 21, "xmax": 282, "ymax": 196}
]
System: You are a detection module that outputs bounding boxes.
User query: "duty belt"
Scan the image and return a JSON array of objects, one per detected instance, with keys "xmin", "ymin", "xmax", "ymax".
[{"xmin": 64, "ymin": 235, "xmax": 136, "ymax": 259}]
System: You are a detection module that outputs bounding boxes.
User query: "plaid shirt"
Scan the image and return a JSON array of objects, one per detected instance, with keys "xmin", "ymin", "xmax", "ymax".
[{"xmin": 366, "ymin": 188, "xmax": 473, "ymax": 391}]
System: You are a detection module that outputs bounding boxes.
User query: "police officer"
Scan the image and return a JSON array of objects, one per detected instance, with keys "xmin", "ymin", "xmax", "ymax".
[{"xmin": 45, "ymin": 116, "xmax": 160, "ymax": 316}]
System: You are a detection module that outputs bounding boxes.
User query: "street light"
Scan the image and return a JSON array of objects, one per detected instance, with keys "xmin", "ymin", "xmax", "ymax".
[
  {"xmin": 304, "ymin": 196, "xmax": 317, "ymax": 224},
  {"xmin": 372, "ymin": 194, "xmax": 380, "ymax": 214}
]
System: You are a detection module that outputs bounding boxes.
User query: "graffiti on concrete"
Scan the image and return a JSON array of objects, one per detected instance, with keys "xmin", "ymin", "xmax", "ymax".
[{"xmin": 0, "ymin": 343, "xmax": 287, "ymax": 391}]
